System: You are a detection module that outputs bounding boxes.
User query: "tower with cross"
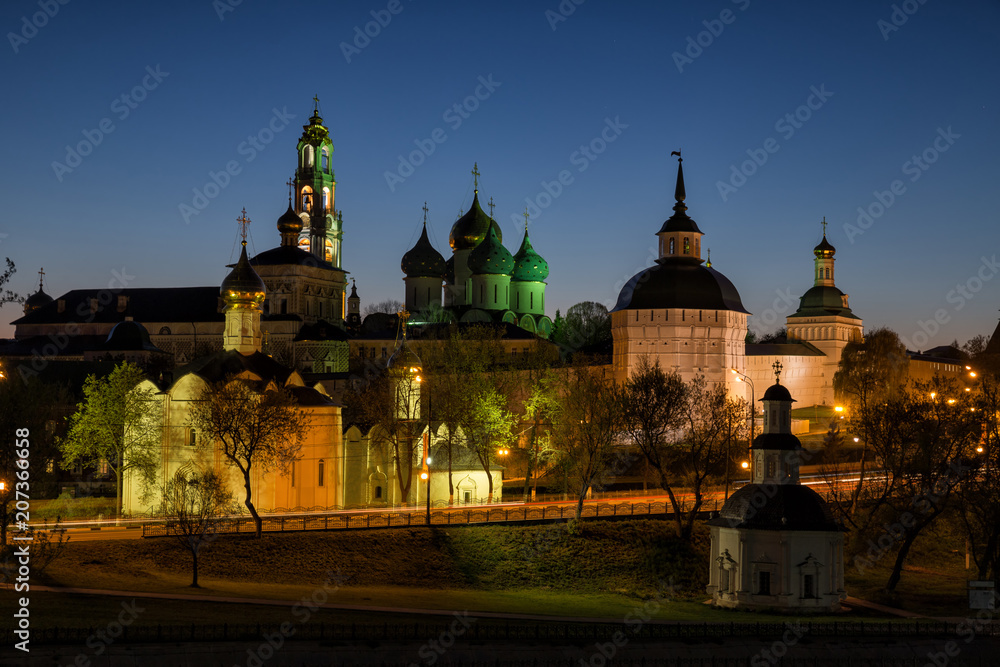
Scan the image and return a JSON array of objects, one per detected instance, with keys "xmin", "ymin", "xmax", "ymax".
[
  {"xmin": 294, "ymin": 97, "xmax": 341, "ymax": 267},
  {"xmin": 221, "ymin": 209, "xmax": 266, "ymax": 355}
]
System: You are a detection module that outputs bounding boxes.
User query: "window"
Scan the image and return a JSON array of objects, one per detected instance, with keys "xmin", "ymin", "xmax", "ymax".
[
  {"xmin": 375, "ymin": 486, "xmax": 382, "ymax": 499},
  {"xmin": 463, "ymin": 491, "xmax": 472, "ymax": 504},
  {"xmin": 381, "ymin": 347, "xmax": 388, "ymax": 358},
  {"xmin": 758, "ymin": 571, "xmax": 771, "ymax": 595},
  {"xmin": 825, "ymin": 268, "xmax": 830, "ymax": 280},
  {"xmin": 189, "ymin": 428, "xmax": 197, "ymax": 447},
  {"xmin": 318, "ymin": 460, "xmax": 325, "ymax": 487},
  {"xmin": 99, "ymin": 460, "xmax": 109, "ymax": 476},
  {"xmin": 766, "ymin": 458, "xmax": 776, "ymax": 478},
  {"xmin": 719, "ymin": 568, "xmax": 730, "ymax": 593},
  {"xmin": 159, "ymin": 326, "xmax": 171, "ymax": 335},
  {"xmin": 669, "ymin": 238, "xmax": 675, "ymax": 254},
  {"xmin": 530, "ymin": 293, "xmax": 533, "ymax": 309},
  {"xmin": 281, "ymin": 299, "xmax": 288, "ymax": 314},
  {"xmin": 684, "ymin": 237, "xmax": 690, "ymax": 254},
  {"xmin": 494, "ymin": 284, "xmax": 497, "ymax": 303},
  {"xmin": 803, "ymin": 574, "xmax": 815, "ymax": 598},
  {"xmin": 322, "ymin": 150, "xmax": 330, "ymax": 172}
]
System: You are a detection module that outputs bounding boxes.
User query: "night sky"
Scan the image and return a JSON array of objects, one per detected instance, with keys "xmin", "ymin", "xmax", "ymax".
[{"xmin": 1, "ymin": 0, "xmax": 998, "ymax": 351}]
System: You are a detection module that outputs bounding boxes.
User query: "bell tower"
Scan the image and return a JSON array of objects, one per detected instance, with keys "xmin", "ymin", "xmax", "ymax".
[{"xmin": 295, "ymin": 96, "xmax": 341, "ymax": 266}]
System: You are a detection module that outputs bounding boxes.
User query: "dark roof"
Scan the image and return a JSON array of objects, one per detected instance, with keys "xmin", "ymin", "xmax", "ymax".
[
  {"xmin": 813, "ymin": 234, "xmax": 836, "ymax": 257},
  {"xmin": 787, "ymin": 285, "xmax": 859, "ymax": 319},
  {"xmin": 761, "ymin": 382, "xmax": 795, "ymax": 402},
  {"xmin": 746, "ymin": 341, "xmax": 825, "ymax": 357},
  {"xmin": 708, "ymin": 484, "xmax": 842, "ymax": 532},
  {"xmin": 251, "ymin": 245, "xmax": 338, "ymax": 270},
  {"xmin": 294, "ymin": 319, "xmax": 349, "ymax": 342},
  {"xmin": 656, "ymin": 161, "xmax": 703, "ymax": 235},
  {"xmin": 105, "ymin": 321, "xmax": 165, "ymax": 353},
  {"xmin": 175, "ymin": 349, "xmax": 295, "ymax": 386},
  {"xmin": 612, "ymin": 261, "xmax": 749, "ymax": 313},
  {"xmin": 221, "ymin": 244, "xmax": 266, "ymax": 295},
  {"xmin": 286, "ymin": 385, "xmax": 336, "ymax": 406},
  {"xmin": 751, "ymin": 432, "xmax": 802, "ymax": 451},
  {"xmin": 25, "ymin": 288, "xmax": 53, "ymax": 309},
  {"xmin": 12, "ymin": 287, "xmax": 224, "ymax": 326},
  {"xmin": 401, "ymin": 225, "xmax": 447, "ymax": 278}
]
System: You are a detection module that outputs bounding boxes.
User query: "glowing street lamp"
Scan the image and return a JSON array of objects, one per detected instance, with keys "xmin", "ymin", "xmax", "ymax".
[
  {"xmin": 740, "ymin": 460, "xmax": 750, "ymax": 470},
  {"xmin": 730, "ymin": 368, "xmax": 755, "ymax": 497}
]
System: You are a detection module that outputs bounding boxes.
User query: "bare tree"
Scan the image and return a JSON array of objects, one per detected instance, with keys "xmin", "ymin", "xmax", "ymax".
[
  {"xmin": 552, "ymin": 366, "xmax": 624, "ymax": 521},
  {"xmin": 160, "ymin": 469, "xmax": 234, "ymax": 587},
  {"xmin": 189, "ymin": 379, "xmax": 306, "ymax": 538},
  {"xmin": 363, "ymin": 299, "xmax": 404, "ymax": 317}
]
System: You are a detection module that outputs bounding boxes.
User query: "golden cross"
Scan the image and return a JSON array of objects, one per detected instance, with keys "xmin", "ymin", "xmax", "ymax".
[
  {"xmin": 488, "ymin": 197, "xmax": 495, "ymax": 218},
  {"xmin": 237, "ymin": 208, "xmax": 251, "ymax": 244},
  {"xmin": 821, "ymin": 216, "xmax": 827, "ymax": 236},
  {"xmin": 772, "ymin": 360, "xmax": 783, "ymax": 382},
  {"xmin": 313, "ymin": 95, "xmax": 320, "ymax": 112},
  {"xmin": 471, "ymin": 163, "xmax": 480, "ymax": 191},
  {"xmin": 522, "ymin": 207, "xmax": 530, "ymax": 231},
  {"xmin": 422, "ymin": 201, "xmax": 429, "ymax": 226},
  {"xmin": 286, "ymin": 178, "xmax": 295, "ymax": 203},
  {"xmin": 38, "ymin": 267, "xmax": 45, "ymax": 289}
]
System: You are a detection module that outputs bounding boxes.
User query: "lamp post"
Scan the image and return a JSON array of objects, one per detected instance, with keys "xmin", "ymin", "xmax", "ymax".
[
  {"xmin": 730, "ymin": 368, "xmax": 755, "ymax": 496},
  {"xmin": 420, "ymin": 467, "xmax": 430, "ymax": 526}
]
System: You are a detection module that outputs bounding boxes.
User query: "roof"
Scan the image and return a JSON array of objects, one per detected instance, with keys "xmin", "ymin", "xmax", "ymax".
[
  {"xmin": 221, "ymin": 244, "xmax": 266, "ymax": 296},
  {"xmin": 511, "ymin": 229, "xmax": 549, "ymax": 282},
  {"xmin": 294, "ymin": 319, "xmax": 349, "ymax": 342},
  {"xmin": 813, "ymin": 234, "xmax": 836, "ymax": 257},
  {"xmin": 761, "ymin": 382, "xmax": 795, "ymax": 402},
  {"xmin": 449, "ymin": 191, "xmax": 502, "ymax": 251},
  {"xmin": 987, "ymin": 320, "xmax": 1000, "ymax": 355},
  {"xmin": 708, "ymin": 484, "xmax": 842, "ymax": 532},
  {"xmin": 175, "ymin": 349, "xmax": 295, "ymax": 386},
  {"xmin": 746, "ymin": 341, "xmax": 825, "ymax": 357},
  {"xmin": 611, "ymin": 261, "xmax": 749, "ymax": 313},
  {"xmin": 656, "ymin": 161, "xmax": 703, "ymax": 235},
  {"xmin": 12, "ymin": 287, "xmax": 224, "ymax": 326},
  {"xmin": 751, "ymin": 432, "xmax": 802, "ymax": 451},
  {"xmin": 105, "ymin": 321, "xmax": 166, "ymax": 353},
  {"xmin": 787, "ymin": 285, "xmax": 859, "ymax": 319},
  {"xmin": 467, "ymin": 225, "xmax": 513, "ymax": 275},
  {"xmin": 401, "ymin": 224, "xmax": 447, "ymax": 278},
  {"xmin": 251, "ymin": 245, "xmax": 338, "ymax": 270}
]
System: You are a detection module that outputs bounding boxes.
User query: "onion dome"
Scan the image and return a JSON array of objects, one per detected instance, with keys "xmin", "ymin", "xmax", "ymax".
[
  {"xmin": 221, "ymin": 243, "xmax": 266, "ymax": 301},
  {"xmin": 401, "ymin": 224, "xmax": 446, "ymax": 278},
  {"xmin": 657, "ymin": 158, "xmax": 702, "ymax": 235},
  {"xmin": 386, "ymin": 338, "xmax": 422, "ymax": 373},
  {"xmin": 105, "ymin": 320, "xmax": 160, "ymax": 352},
  {"xmin": 449, "ymin": 191, "xmax": 502, "ymax": 251},
  {"xmin": 24, "ymin": 287, "xmax": 53, "ymax": 312},
  {"xmin": 301, "ymin": 108, "xmax": 330, "ymax": 144},
  {"xmin": 709, "ymin": 484, "xmax": 841, "ymax": 531},
  {"xmin": 277, "ymin": 203, "xmax": 303, "ymax": 236},
  {"xmin": 814, "ymin": 234, "xmax": 836, "ymax": 258},
  {"xmin": 468, "ymin": 225, "xmax": 514, "ymax": 275},
  {"xmin": 511, "ymin": 229, "xmax": 549, "ymax": 282}
]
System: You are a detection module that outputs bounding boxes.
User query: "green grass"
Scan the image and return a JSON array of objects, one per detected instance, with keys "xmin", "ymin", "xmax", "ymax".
[{"xmin": 32, "ymin": 496, "xmax": 117, "ymax": 521}]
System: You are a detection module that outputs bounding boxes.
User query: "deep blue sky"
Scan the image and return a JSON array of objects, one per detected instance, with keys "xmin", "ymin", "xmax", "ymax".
[{"xmin": 1, "ymin": 0, "xmax": 998, "ymax": 351}]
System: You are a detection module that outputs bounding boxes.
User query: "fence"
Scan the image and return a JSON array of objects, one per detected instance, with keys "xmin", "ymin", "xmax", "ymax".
[
  {"xmin": 140, "ymin": 500, "xmax": 683, "ymax": 537},
  {"xmin": 7, "ymin": 618, "xmax": 994, "ymax": 647}
]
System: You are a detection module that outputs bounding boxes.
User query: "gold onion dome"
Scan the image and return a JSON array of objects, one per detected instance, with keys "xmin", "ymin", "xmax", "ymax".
[
  {"xmin": 221, "ymin": 244, "xmax": 266, "ymax": 301},
  {"xmin": 449, "ymin": 191, "xmax": 502, "ymax": 251},
  {"xmin": 511, "ymin": 230, "xmax": 548, "ymax": 282},
  {"xmin": 277, "ymin": 203, "xmax": 303, "ymax": 235},
  {"xmin": 468, "ymin": 225, "xmax": 514, "ymax": 275},
  {"xmin": 401, "ymin": 224, "xmax": 446, "ymax": 278},
  {"xmin": 813, "ymin": 234, "xmax": 836, "ymax": 258}
]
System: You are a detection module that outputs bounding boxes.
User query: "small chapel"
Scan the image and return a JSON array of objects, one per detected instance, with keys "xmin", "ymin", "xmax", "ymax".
[{"xmin": 706, "ymin": 363, "xmax": 846, "ymax": 611}]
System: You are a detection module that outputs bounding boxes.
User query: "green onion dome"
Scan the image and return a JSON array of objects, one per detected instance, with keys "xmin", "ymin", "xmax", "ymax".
[
  {"xmin": 449, "ymin": 191, "xmax": 502, "ymax": 251},
  {"xmin": 467, "ymin": 225, "xmax": 514, "ymax": 275},
  {"xmin": 511, "ymin": 229, "xmax": 549, "ymax": 282},
  {"xmin": 401, "ymin": 225, "xmax": 446, "ymax": 278}
]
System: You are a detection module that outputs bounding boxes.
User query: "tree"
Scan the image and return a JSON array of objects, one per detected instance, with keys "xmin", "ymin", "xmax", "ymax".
[
  {"xmin": 962, "ymin": 334, "xmax": 989, "ymax": 358},
  {"xmin": 60, "ymin": 362, "xmax": 161, "ymax": 520},
  {"xmin": 556, "ymin": 301, "xmax": 611, "ymax": 352},
  {"xmin": 462, "ymin": 384, "xmax": 516, "ymax": 503},
  {"xmin": 832, "ymin": 327, "xmax": 910, "ymax": 520},
  {"xmin": 363, "ymin": 299, "xmax": 404, "ymax": 317},
  {"xmin": 160, "ymin": 469, "xmax": 234, "ymax": 587},
  {"xmin": 621, "ymin": 358, "xmax": 691, "ymax": 538},
  {"xmin": 519, "ymin": 370, "xmax": 560, "ymax": 502},
  {"xmin": 188, "ymin": 379, "xmax": 306, "ymax": 538},
  {"xmin": 0, "ymin": 257, "xmax": 20, "ymax": 306},
  {"xmin": 551, "ymin": 366, "xmax": 624, "ymax": 520}
]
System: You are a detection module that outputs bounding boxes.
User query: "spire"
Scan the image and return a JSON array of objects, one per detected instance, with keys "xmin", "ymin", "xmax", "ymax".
[
  {"xmin": 705, "ymin": 249, "xmax": 711, "ymax": 268},
  {"xmin": 350, "ymin": 279, "xmax": 358, "ymax": 298},
  {"xmin": 670, "ymin": 150, "xmax": 685, "ymax": 203}
]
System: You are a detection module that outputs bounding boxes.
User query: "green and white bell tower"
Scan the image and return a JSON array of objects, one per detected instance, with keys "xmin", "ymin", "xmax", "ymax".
[{"xmin": 295, "ymin": 97, "xmax": 342, "ymax": 267}]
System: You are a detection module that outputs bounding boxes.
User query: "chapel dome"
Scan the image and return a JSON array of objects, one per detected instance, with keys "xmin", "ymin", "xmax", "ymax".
[
  {"xmin": 277, "ymin": 204, "xmax": 304, "ymax": 235},
  {"xmin": 467, "ymin": 225, "xmax": 514, "ymax": 275},
  {"xmin": 24, "ymin": 288, "xmax": 53, "ymax": 312},
  {"xmin": 813, "ymin": 234, "xmax": 836, "ymax": 258},
  {"xmin": 511, "ymin": 230, "xmax": 549, "ymax": 282},
  {"xmin": 221, "ymin": 245, "xmax": 266, "ymax": 298},
  {"xmin": 612, "ymin": 261, "xmax": 749, "ymax": 313},
  {"xmin": 450, "ymin": 192, "xmax": 502, "ymax": 251},
  {"xmin": 709, "ymin": 484, "xmax": 841, "ymax": 532},
  {"xmin": 401, "ymin": 226, "xmax": 446, "ymax": 278}
]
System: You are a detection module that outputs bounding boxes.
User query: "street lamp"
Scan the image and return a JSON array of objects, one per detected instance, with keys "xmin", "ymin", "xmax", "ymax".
[
  {"xmin": 730, "ymin": 369, "xmax": 755, "ymax": 498},
  {"xmin": 420, "ymin": 467, "xmax": 430, "ymax": 526}
]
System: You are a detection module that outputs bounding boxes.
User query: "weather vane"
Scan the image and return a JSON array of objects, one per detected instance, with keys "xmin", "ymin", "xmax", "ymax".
[{"xmin": 671, "ymin": 149, "xmax": 682, "ymax": 162}]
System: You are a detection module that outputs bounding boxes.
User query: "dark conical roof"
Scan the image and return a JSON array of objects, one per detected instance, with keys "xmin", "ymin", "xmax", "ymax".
[
  {"xmin": 511, "ymin": 229, "xmax": 548, "ymax": 282},
  {"xmin": 657, "ymin": 159, "xmax": 703, "ymax": 235},
  {"xmin": 221, "ymin": 244, "xmax": 266, "ymax": 297},
  {"xmin": 468, "ymin": 224, "xmax": 514, "ymax": 275},
  {"xmin": 450, "ymin": 191, "xmax": 502, "ymax": 251},
  {"xmin": 401, "ymin": 225, "xmax": 446, "ymax": 278}
]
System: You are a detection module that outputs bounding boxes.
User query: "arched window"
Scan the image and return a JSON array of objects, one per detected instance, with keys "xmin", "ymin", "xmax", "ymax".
[
  {"xmin": 304, "ymin": 145, "xmax": 314, "ymax": 168},
  {"xmin": 301, "ymin": 186, "xmax": 314, "ymax": 212},
  {"xmin": 825, "ymin": 268, "xmax": 830, "ymax": 280},
  {"xmin": 669, "ymin": 238, "xmax": 675, "ymax": 254},
  {"xmin": 159, "ymin": 326, "xmax": 171, "ymax": 335},
  {"xmin": 321, "ymin": 149, "xmax": 329, "ymax": 172},
  {"xmin": 683, "ymin": 238, "xmax": 690, "ymax": 254},
  {"xmin": 323, "ymin": 188, "xmax": 330, "ymax": 212}
]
